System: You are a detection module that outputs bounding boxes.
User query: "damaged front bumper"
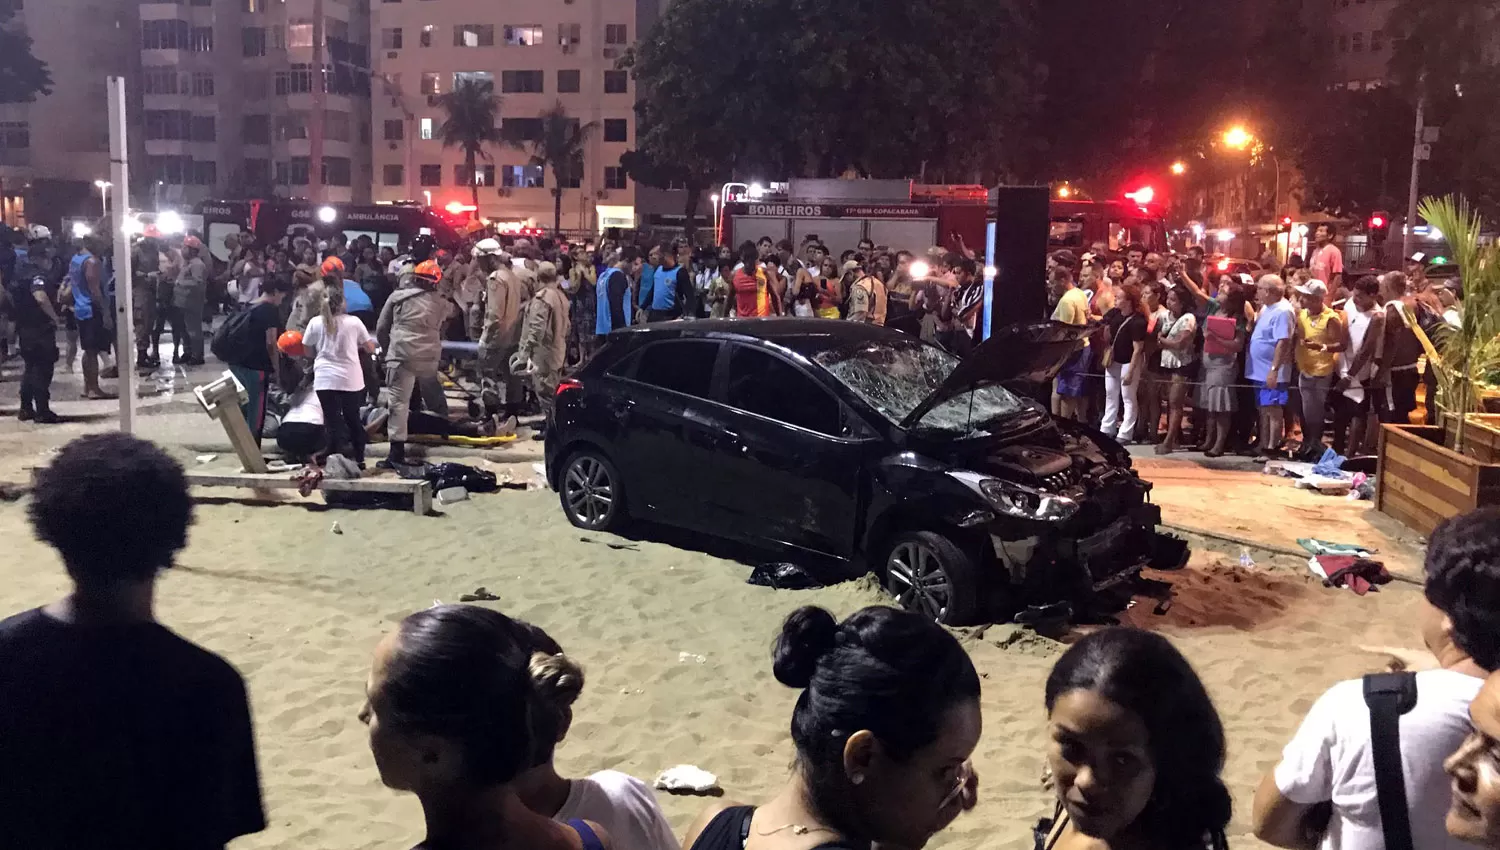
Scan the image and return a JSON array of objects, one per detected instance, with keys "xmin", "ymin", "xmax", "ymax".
[{"xmin": 989, "ymin": 501, "xmax": 1186, "ymax": 605}]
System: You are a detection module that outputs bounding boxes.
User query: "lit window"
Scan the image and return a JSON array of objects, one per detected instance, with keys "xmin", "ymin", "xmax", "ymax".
[
  {"xmin": 504, "ymin": 25, "xmax": 544, "ymax": 46},
  {"xmin": 419, "ymin": 118, "xmax": 433, "ymax": 140},
  {"xmin": 420, "ymin": 25, "xmax": 436, "ymax": 47},
  {"xmin": 501, "ymin": 165, "xmax": 544, "ymax": 188}
]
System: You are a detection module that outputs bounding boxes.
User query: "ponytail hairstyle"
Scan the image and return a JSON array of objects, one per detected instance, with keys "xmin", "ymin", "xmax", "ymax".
[
  {"xmin": 516, "ymin": 620, "xmax": 585, "ymax": 766},
  {"xmin": 320, "ymin": 274, "xmax": 346, "ymax": 339},
  {"xmin": 772, "ymin": 606, "xmax": 979, "ymax": 836},
  {"xmin": 1044, "ymin": 628, "xmax": 1231, "ymax": 849}
]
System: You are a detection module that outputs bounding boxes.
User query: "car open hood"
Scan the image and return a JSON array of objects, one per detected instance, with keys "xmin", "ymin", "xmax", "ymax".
[{"xmin": 898, "ymin": 320, "xmax": 1092, "ymax": 430}]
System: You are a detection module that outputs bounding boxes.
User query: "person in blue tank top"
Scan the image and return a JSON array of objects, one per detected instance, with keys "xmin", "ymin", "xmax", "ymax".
[
  {"xmin": 69, "ymin": 237, "xmax": 116, "ymax": 398},
  {"xmin": 360, "ymin": 604, "xmax": 613, "ymax": 850},
  {"xmin": 595, "ymin": 247, "xmax": 640, "ymax": 340}
]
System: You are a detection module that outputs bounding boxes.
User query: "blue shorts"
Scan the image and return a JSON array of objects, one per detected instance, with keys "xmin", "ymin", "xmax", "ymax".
[{"xmin": 1258, "ymin": 386, "xmax": 1290, "ymax": 407}]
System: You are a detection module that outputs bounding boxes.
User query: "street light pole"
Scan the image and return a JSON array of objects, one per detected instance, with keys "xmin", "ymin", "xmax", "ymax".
[
  {"xmin": 1403, "ymin": 90, "xmax": 1427, "ymax": 261},
  {"xmin": 94, "ymin": 180, "xmax": 111, "ymax": 219}
]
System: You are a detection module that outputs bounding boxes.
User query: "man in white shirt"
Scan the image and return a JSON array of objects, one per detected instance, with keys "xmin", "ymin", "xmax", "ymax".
[{"xmin": 1252, "ymin": 507, "xmax": 1500, "ymax": 850}]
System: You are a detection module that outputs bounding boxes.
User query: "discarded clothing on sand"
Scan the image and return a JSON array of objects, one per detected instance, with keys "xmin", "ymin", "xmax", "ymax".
[
  {"xmin": 747, "ymin": 562, "xmax": 823, "ymax": 590},
  {"xmin": 1308, "ymin": 555, "xmax": 1393, "ymax": 596}
]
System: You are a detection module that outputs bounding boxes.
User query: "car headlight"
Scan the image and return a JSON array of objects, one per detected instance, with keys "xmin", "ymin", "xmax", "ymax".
[{"xmin": 978, "ymin": 478, "xmax": 1079, "ymax": 522}]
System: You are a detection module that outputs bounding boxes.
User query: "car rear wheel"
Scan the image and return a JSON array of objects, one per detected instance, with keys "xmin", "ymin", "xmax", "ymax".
[
  {"xmin": 884, "ymin": 531, "xmax": 980, "ymax": 625},
  {"xmin": 559, "ymin": 450, "xmax": 625, "ymax": 531}
]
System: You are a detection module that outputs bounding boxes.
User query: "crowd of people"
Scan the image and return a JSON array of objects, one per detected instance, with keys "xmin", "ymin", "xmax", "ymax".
[
  {"xmin": 0, "ymin": 216, "xmax": 1471, "ymax": 476},
  {"xmin": 1044, "ymin": 224, "xmax": 1464, "ymax": 460},
  {"xmin": 4, "ymin": 430, "xmax": 1500, "ymax": 850}
]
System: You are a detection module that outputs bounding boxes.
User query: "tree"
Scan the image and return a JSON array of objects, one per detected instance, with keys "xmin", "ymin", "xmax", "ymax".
[
  {"xmin": 624, "ymin": 0, "xmax": 1039, "ymax": 186},
  {"xmin": 1023, "ymin": 0, "xmax": 1321, "ymax": 194},
  {"xmin": 619, "ymin": 101, "xmax": 726, "ymax": 244},
  {"xmin": 1284, "ymin": 87, "xmax": 1413, "ymax": 217},
  {"xmin": 524, "ymin": 103, "xmax": 596, "ymax": 233},
  {"xmin": 1386, "ymin": 0, "xmax": 1500, "ymax": 219},
  {"xmin": 437, "ymin": 78, "xmax": 504, "ymax": 212},
  {"xmin": 509, "ymin": 102, "xmax": 596, "ymax": 234},
  {"xmin": 0, "ymin": 0, "xmax": 50, "ymax": 104}
]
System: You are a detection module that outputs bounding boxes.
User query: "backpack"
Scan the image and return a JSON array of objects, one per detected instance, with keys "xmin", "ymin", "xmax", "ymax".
[{"xmin": 211, "ymin": 307, "xmax": 261, "ymax": 365}]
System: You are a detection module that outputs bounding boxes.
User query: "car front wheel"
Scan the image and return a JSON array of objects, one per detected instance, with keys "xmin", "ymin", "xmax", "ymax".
[
  {"xmin": 559, "ymin": 450, "xmax": 625, "ymax": 531},
  {"xmin": 884, "ymin": 531, "xmax": 980, "ymax": 625}
]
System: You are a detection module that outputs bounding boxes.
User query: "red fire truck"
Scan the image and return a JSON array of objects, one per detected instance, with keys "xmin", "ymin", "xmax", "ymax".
[{"xmin": 719, "ymin": 181, "xmax": 1167, "ymax": 258}]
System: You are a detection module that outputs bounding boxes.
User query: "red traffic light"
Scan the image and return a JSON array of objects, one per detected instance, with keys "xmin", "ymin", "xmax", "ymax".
[
  {"xmin": 1368, "ymin": 213, "xmax": 1389, "ymax": 229},
  {"xmin": 1281, "ymin": 216, "xmax": 1293, "ymax": 227}
]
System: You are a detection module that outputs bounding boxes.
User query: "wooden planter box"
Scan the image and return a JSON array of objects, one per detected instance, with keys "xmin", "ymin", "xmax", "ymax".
[
  {"xmin": 1441, "ymin": 413, "xmax": 1500, "ymax": 464},
  {"xmin": 1377, "ymin": 424, "xmax": 1500, "ymax": 535}
]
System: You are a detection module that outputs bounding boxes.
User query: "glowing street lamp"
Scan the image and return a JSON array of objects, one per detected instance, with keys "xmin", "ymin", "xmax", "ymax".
[
  {"xmin": 94, "ymin": 179, "xmax": 111, "ymax": 219},
  {"xmin": 1057, "ymin": 185, "xmax": 1072, "ymax": 199},
  {"xmin": 1170, "ymin": 161, "xmax": 1187, "ymax": 176},
  {"xmin": 1223, "ymin": 125, "xmax": 1253, "ymax": 150}
]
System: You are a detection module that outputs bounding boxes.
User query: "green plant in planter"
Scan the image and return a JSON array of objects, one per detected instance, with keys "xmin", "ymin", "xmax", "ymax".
[{"xmin": 1418, "ymin": 195, "xmax": 1500, "ymax": 453}]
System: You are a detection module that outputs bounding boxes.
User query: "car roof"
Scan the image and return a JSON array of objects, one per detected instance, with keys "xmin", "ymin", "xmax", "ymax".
[{"xmin": 610, "ymin": 318, "xmax": 908, "ymax": 356}]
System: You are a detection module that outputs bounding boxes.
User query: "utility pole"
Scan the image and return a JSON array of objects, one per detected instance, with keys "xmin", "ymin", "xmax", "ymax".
[
  {"xmin": 107, "ymin": 76, "xmax": 137, "ymax": 433},
  {"xmin": 308, "ymin": 0, "xmax": 326, "ymax": 203},
  {"xmin": 1402, "ymin": 88, "xmax": 1427, "ymax": 261}
]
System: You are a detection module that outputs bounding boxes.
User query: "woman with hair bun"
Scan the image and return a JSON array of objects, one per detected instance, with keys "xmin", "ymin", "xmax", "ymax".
[
  {"xmin": 512, "ymin": 621, "xmax": 677, "ymax": 850},
  {"xmin": 359, "ymin": 605, "xmax": 612, "ymax": 850},
  {"xmin": 682, "ymin": 605, "xmax": 982, "ymax": 850},
  {"xmin": 1036, "ymin": 628, "xmax": 1230, "ymax": 850}
]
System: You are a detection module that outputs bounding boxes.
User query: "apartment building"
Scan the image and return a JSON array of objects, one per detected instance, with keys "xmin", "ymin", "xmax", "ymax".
[
  {"xmin": 1319, "ymin": 0, "xmax": 1399, "ymax": 89},
  {"xmin": 0, "ymin": 0, "xmax": 135, "ymax": 228},
  {"xmin": 137, "ymin": 0, "xmax": 373, "ymax": 207},
  {"xmin": 372, "ymin": 0, "xmax": 646, "ymax": 231}
]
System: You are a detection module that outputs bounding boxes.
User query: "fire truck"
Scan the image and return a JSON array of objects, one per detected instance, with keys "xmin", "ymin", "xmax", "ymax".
[{"xmin": 719, "ymin": 180, "xmax": 1168, "ymax": 258}]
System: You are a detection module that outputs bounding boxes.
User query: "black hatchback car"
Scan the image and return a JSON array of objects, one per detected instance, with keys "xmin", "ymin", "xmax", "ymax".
[{"xmin": 544, "ymin": 319, "xmax": 1176, "ymax": 624}]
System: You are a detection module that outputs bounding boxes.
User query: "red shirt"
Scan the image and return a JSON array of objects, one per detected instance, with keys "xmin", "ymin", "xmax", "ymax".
[{"xmin": 733, "ymin": 268, "xmax": 769, "ymax": 317}]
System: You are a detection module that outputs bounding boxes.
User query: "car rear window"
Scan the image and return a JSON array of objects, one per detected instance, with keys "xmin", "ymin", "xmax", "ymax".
[
  {"xmin": 633, "ymin": 340, "xmax": 718, "ymax": 399},
  {"xmin": 726, "ymin": 347, "xmax": 841, "ymax": 435}
]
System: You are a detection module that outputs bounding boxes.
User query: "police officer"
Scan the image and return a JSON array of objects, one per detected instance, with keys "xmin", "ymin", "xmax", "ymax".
[{"xmin": 4, "ymin": 236, "xmax": 62, "ymax": 422}]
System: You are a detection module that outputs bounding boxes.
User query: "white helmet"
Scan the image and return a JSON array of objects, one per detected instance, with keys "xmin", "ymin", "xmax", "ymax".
[
  {"xmin": 473, "ymin": 238, "xmax": 504, "ymax": 257},
  {"xmin": 26, "ymin": 224, "xmax": 50, "ymax": 241}
]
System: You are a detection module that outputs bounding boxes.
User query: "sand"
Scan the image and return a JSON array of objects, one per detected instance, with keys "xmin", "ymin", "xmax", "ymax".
[{"xmin": 0, "ymin": 364, "xmax": 1440, "ymax": 850}]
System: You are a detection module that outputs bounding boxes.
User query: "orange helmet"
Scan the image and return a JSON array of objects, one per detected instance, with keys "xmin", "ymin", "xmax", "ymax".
[
  {"xmin": 181, "ymin": 235, "xmax": 203, "ymax": 250},
  {"xmin": 276, "ymin": 330, "xmax": 306, "ymax": 357},
  {"xmin": 320, "ymin": 256, "xmax": 345, "ymax": 276},
  {"xmin": 413, "ymin": 260, "xmax": 442, "ymax": 281}
]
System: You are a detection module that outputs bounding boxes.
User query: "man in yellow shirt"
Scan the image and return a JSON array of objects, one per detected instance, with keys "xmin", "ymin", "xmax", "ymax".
[
  {"xmin": 1049, "ymin": 266, "xmax": 1091, "ymax": 420},
  {"xmin": 1050, "ymin": 266, "xmax": 1091, "ymax": 325},
  {"xmin": 1292, "ymin": 279, "xmax": 1346, "ymax": 461}
]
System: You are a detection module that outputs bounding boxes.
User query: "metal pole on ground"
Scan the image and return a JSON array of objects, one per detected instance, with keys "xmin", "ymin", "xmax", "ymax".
[{"xmin": 108, "ymin": 75, "xmax": 138, "ymax": 434}]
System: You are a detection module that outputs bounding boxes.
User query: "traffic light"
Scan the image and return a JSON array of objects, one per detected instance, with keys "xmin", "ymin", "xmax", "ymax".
[
  {"xmin": 1369, "ymin": 210, "xmax": 1391, "ymax": 247},
  {"xmin": 1280, "ymin": 216, "xmax": 1293, "ymax": 232}
]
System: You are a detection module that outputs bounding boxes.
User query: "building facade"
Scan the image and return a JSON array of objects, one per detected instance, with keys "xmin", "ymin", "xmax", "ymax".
[
  {"xmin": 371, "ymin": 0, "xmax": 646, "ymax": 232},
  {"xmin": 0, "ymin": 0, "xmax": 136, "ymax": 228},
  {"xmin": 1321, "ymin": 0, "xmax": 1399, "ymax": 89},
  {"xmin": 136, "ymin": 0, "xmax": 373, "ymax": 208}
]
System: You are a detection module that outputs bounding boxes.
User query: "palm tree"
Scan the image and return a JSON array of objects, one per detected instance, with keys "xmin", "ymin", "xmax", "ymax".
[
  {"xmin": 1417, "ymin": 195, "xmax": 1500, "ymax": 455},
  {"xmin": 437, "ymin": 78, "xmax": 504, "ymax": 213},
  {"xmin": 514, "ymin": 102, "xmax": 597, "ymax": 233}
]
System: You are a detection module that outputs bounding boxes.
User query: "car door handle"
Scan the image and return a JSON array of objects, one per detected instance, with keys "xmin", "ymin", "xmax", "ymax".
[{"xmin": 718, "ymin": 431, "xmax": 749, "ymax": 454}]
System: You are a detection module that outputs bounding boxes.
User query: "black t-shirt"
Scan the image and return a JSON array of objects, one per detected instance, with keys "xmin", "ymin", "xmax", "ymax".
[
  {"xmin": 3, "ymin": 262, "xmax": 54, "ymax": 330},
  {"xmin": 241, "ymin": 301, "xmax": 283, "ymax": 372},
  {"xmin": 0, "ymin": 608, "xmax": 266, "ymax": 850},
  {"xmin": 1106, "ymin": 309, "xmax": 1149, "ymax": 365}
]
